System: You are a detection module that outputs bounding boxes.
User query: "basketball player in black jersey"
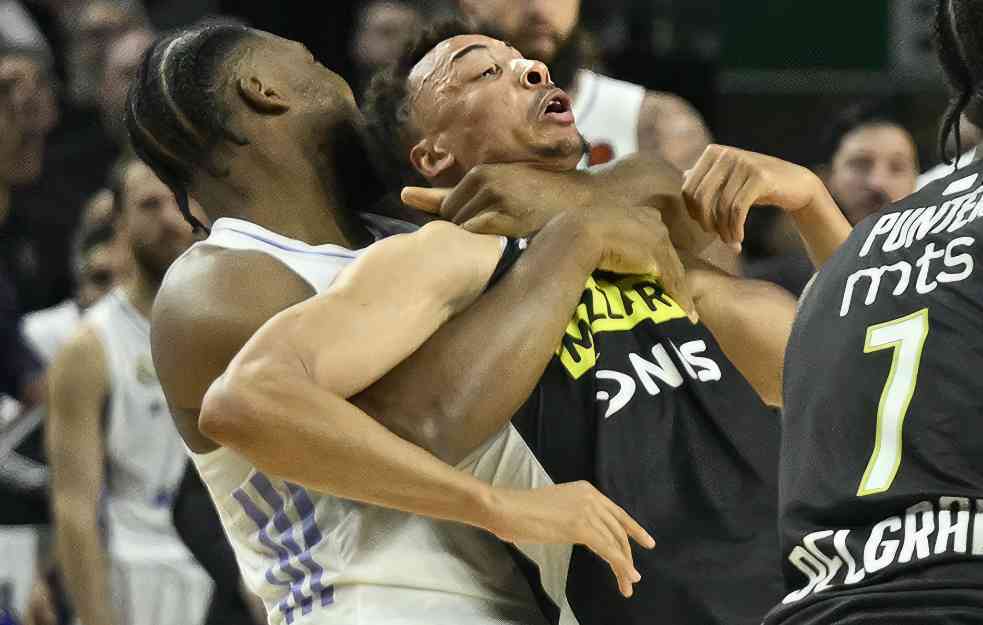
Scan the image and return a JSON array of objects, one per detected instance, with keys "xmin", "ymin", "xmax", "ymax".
[
  {"xmin": 362, "ymin": 24, "xmax": 793, "ymax": 625},
  {"xmin": 676, "ymin": 1, "xmax": 983, "ymax": 621}
]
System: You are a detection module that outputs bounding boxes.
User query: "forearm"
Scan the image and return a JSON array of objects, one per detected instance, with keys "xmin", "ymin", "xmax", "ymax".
[
  {"xmin": 202, "ymin": 371, "xmax": 500, "ymax": 531},
  {"xmin": 791, "ymin": 184, "xmax": 852, "ymax": 268},
  {"xmin": 686, "ymin": 261, "xmax": 796, "ymax": 407},
  {"xmin": 55, "ymin": 513, "xmax": 114, "ymax": 625},
  {"xmin": 354, "ymin": 213, "xmax": 600, "ymax": 464}
]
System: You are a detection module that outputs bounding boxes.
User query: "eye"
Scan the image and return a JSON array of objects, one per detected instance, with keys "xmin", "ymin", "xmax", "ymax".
[{"xmin": 479, "ymin": 65, "xmax": 500, "ymax": 79}]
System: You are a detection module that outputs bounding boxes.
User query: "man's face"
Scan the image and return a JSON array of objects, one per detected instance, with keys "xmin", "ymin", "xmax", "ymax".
[
  {"xmin": 123, "ymin": 161, "xmax": 206, "ymax": 280},
  {"xmin": 99, "ymin": 29, "xmax": 153, "ymax": 141},
  {"xmin": 76, "ymin": 242, "xmax": 120, "ymax": 309},
  {"xmin": 828, "ymin": 123, "xmax": 918, "ymax": 225},
  {"xmin": 408, "ymin": 34, "xmax": 583, "ymax": 184},
  {"xmin": 459, "ymin": 0, "xmax": 580, "ymax": 63},
  {"xmin": 353, "ymin": 2, "xmax": 421, "ymax": 73},
  {"xmin": 0, "ymin": 55, "xmax": 58, "ymax": 185}
]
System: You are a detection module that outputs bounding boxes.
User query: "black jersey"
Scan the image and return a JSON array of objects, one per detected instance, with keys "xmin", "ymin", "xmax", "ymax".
[
  {"xmin": 512, "ymin": 271, "xmax": 783, "ymax": 625},
  {"xmin": 765, "ymin": 161, "xmax": 983, "ymax": 625}
]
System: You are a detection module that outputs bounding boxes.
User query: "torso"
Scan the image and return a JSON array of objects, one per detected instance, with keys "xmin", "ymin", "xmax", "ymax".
[
  {"xmin": 767, "ymin": 160, "xmax": 983, "ymax": 625},
  {"xmin": 511, "ymin": 271, "xmax": 783, "ymax": 625}
]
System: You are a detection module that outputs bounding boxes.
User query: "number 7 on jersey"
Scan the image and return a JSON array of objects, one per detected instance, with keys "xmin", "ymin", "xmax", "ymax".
[{"xmin": 857, "ymin": 308, "xmax": 929, "ymax": 497}]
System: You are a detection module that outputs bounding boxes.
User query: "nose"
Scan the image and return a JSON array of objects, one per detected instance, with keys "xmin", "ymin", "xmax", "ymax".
[{"xmin": 518, "ymin": 59, "xmax": 552, "ymax": 89}]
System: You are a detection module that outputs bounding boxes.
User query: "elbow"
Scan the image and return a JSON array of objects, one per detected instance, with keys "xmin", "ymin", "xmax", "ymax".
[{"xmin": 199, "ymin": 365, "xmax": 263, "ymax": 448}]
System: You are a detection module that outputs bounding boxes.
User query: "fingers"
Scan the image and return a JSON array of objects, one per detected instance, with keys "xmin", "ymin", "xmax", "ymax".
[
  {"xmin": 717, "ymin": 168, "xmax": 749, "ymax": 245},
  {"xmin": 609, "ymin": 501, "xmax": 656, "ymax": 549},
  {"xmin": 588, "ymin": 514, "xmax": 636, "ymax": 598},
  {"xmin": 401, "ymin": 187, "xmax": 450, "ymax": 214},
  {"xmin": 681, "ymin": 146, "xmax": 723, "ymax": 234},
  {"xmin": 655, "ymin": 246, "xmax": 699, "ymax": 324}
]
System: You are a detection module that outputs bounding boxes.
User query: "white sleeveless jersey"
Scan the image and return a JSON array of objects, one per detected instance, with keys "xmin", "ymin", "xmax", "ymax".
[
  {"xmin": 85, "ymin": 290, "xmax": 199, "ymax": 563},
  {"xmin": 185, "ymin": 216, "xmax": 575, "ymax": 625},
  {"xmin": 572, "ymin": 69, "xmax": 646, "ymax": 165}
]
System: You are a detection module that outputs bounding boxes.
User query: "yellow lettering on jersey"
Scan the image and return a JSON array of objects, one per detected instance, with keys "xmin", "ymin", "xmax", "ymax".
[{"xmin": 558, "ymin": 274, "xmax": 688, "ymax": 379}]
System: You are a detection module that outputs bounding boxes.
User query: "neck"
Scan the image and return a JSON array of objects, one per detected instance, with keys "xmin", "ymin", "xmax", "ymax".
[
  {"xmin": 204, "ymin": 125, "xmax": 377, "ymax": 249},
  {"xmin": 123, "ymin": 262, "xmax": 160, "ymax": 320}
]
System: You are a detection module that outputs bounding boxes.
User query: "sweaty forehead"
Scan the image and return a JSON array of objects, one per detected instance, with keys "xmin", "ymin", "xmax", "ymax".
[{"xmin": 408, "ymin": 34, "xmax": 516, "ymax": 96}]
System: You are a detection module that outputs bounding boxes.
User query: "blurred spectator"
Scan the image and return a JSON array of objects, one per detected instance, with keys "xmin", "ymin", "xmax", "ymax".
[
  {"xmin": 97, "ymin": 27, "xmax": 153, "ymax": 145},
  {"xmin": 47, "ymin": 159, "xmax": 211, "ymax": 625},
  {"xmin": 0, "ymin": 5, "xmax": 56, "ymax": 623},
  {"xmin": 6, "ymin": 5, "xmax": 150, "ymax": 312},
  {"xmin": 58, "ymin": 0, "xmax": 146, "ymax": 107},
  {"xmin": 457, "ymin": 0, "xmax": 711, "ymax": 170},
  {"xmin": 351, "ymin": 1, "xmax": 423, "ymax": 99},
  {"xmin": 820, "ymin": 102, "xmax": 919, "ymax": 226}
]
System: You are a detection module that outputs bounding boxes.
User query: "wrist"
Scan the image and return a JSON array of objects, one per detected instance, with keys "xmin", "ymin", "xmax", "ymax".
[{"xmin": 540, "ymin": 209, "xmax": 604, "ymax": 276}]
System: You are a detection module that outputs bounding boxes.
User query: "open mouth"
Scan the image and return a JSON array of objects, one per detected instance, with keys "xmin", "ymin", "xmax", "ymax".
[{"xmin": 540, "ymin": 90, "xmax": 575, "ymax": 125}]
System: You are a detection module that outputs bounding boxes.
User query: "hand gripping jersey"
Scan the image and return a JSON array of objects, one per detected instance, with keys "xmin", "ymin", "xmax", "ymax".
[
  {"xmin": 511, "ymin": 271, "xmax": 784, "ymax": 625},
  {"xmin": 183, "ymin": 216, "xmax": 552, "ymax": 625},
  {"xmin": 765, "ymin": 159, "xmax": 983, "ymax": 625}
]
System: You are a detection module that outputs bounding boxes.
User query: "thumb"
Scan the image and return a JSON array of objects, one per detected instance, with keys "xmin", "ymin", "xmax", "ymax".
[{"xmin": 401, "ymin": 186, "xmax": 451, "ymax": 214}]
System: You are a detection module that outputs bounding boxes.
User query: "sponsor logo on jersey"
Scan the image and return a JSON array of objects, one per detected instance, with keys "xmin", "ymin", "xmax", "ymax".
[
  {"xmin": 783, "ymin": 495, "xmax": 983, "ymax": 604},
  {"xmin": 595, "ymin": 338, "xmax": 723, "ymax": 419},
  {"xmin": 557, "ymin": 274, "xmax": 688, "ymax": 379},
  {"xmin": 840, "ymin": 181, "xmax": 982, "ymax": 317}
]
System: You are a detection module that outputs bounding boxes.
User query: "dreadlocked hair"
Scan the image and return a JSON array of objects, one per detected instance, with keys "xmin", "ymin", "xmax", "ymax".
[
  {"xmin": 125, "ymin": 21, "xmax": 256, "ymax": 234},
  {"xmin": 362, "ymin": 18, "xmax": 478, "ymax": 189},
  {"xmin": 934, "ymin": 0, "xmax": 983, "ymax": 165}
]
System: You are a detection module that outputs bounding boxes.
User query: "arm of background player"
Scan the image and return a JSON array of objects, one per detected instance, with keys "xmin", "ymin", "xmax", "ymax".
[
  {"xmin": 637, "ymin": 90, "xmax": 713, "ymax": 175},
  {"xmin": 682, "ymin": 145, "xmax": 852, "ymax": 268},
  {"xmin": 194, "ymin": 222, "xmax": 651, "ymax": 597},
  {"xmin": 46, "ymin": 325, "xmax": 116, "ymax": 625},
  {"xmin": 683, "ymin": 256, "xmax": 796, "ymax": 407}
]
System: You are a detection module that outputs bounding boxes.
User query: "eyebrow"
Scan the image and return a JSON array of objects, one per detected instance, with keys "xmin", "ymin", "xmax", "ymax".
[{"xmin": 450, "ymin": 44, "xmax": 489, "ymax": 65}]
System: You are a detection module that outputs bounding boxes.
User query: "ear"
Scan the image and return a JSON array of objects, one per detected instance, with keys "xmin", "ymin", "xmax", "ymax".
[
  {"xmin": 236, "ymin": 75, "xmax": 290, "ymax": 114},
  {"xmin": 409, "ymin": 137, "xmax": 456, "ymax": 180}
]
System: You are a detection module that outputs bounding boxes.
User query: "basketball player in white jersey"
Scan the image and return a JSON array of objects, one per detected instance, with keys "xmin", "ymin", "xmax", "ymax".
[
  {"xmin": 46, "ymin": 159, "xmax": 212, "ymax": 625},
  {"xmin": 126, "ymin": 22, "xmax": 674, "ymax": 625},
  {"xmin": 457, "ymin": 0, "xmax": 710, "ymax": 171}
]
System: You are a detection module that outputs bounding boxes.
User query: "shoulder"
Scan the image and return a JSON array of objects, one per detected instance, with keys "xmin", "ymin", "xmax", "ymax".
[
  {"xmin": 152, "ymin": 245, "xmax": 316, "ymax": 411},
  {"xmin": 48, "ymin": 321, "xmax": 108, "ymax": 396},
  {"xmin": 639, "ymin": 90, "xmax": 706, "ymax": 129}
]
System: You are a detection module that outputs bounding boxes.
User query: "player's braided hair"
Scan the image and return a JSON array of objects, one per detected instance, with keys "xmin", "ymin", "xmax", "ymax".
[
  {"xmin": 934, "ymin": 0, "xmax": 983, "ymax": 165},
  {"xmin": 125, "ymin": 21, "xmax": 256, "ymax": 234},
  {"xmin": 362, "ymin": 18, "xmax": 477, "ymax": 189}
]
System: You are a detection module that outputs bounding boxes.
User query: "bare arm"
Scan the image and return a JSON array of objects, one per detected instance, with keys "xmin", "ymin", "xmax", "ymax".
[
  {"xmin": 684, "ymin": 257, "xmax": 796, "ymax": 407},
  {"xmin": 46, "ymin": 326, "xmax": 115, "ymax": 625}
]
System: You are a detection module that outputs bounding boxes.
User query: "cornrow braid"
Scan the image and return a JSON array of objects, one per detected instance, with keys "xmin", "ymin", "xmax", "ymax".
[
  {"xmin": 125, "ymin": 21, "xmax": 257, "ymax": 234},
  {"xmin": 935, "ymin": 0, "xmax": 973, "ymax": 165}
]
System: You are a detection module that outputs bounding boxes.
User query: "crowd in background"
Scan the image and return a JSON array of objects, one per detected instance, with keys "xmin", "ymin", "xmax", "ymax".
[{"xmin": 0, "ymin": 1, "xmax": 972, "ymax": 625}]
